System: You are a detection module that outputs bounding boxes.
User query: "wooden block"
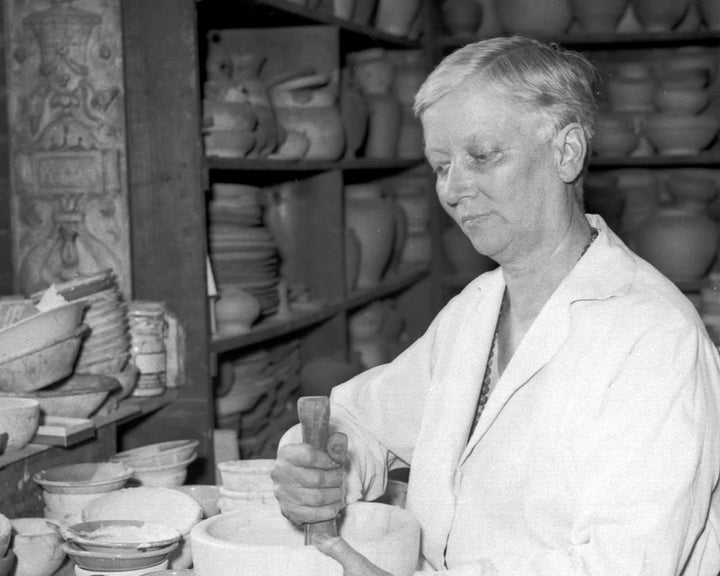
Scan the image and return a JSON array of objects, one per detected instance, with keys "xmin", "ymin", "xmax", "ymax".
[{"xmin": 33, "ymin": 417, "xmax": 95, "ymax": 447}]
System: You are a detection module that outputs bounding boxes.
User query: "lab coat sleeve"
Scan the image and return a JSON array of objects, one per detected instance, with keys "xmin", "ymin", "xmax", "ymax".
[
  {"xmin": 523, "ymin": 318, "xmax": 720, "ymax": 576},
  {"xmin": 279, "ymin": 305, "xmax": 444, "ymax": 503}
]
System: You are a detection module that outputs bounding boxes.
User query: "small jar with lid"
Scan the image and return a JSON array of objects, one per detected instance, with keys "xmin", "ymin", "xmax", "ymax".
[{"xmin": 128, "ymin": 301, "xmax": 168, "ymax": 397}]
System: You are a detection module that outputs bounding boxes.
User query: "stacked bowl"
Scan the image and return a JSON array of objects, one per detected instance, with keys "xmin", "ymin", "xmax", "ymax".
[
  {"xmin": 216, "ymin": 458, "xmax": 280, "ymax": 514},
  {"xmin": 109, "ymin": 440, "xmax": 199, "ymax": 488},
  {"xmin": 33, "ymin": 462, "xmax": 135, "ymax": 527},
  {"xmin": 34, "ymin": 270, "xmax": 131, "ymax": 376}
]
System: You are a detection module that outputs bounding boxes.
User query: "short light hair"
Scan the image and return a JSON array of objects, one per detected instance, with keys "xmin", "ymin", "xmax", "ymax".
[{"xmin": 413, "ymin": 35, "xmax": 599, "ymax": 144}]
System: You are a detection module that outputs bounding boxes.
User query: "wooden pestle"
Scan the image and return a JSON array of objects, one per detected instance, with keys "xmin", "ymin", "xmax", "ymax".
[{"xmin": 298, "ymin": 395, "xmax": 339, "ymax": 545}]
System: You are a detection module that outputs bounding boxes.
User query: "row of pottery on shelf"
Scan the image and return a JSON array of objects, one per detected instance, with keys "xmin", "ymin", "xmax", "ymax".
[
  {"xmin": 287, "ymin": 0, "xmax": 425, "ymax": 38},
  {"xmin": 204, "ymin": 43, "xmax": 425, "ymax": 161},
  {"xmin": 448, "ymin": 0, "xmax": 720, "ymax": 37}
]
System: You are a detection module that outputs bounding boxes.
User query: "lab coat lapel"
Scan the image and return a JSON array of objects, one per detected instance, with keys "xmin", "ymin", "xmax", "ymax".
[
  {"xmin": 407, "ymin": 271, "xmax": 505, "ymax": 568},
  {"xmin": 460, "ymin": 272, "xmax": 573, "ymax": 463}
]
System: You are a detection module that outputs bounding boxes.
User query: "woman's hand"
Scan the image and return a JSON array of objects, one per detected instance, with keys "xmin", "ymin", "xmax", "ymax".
[
  {"xmin": 313, "ymin": 533, "xmax": 395, "ymax": 576},
  {"xmin": 271, "ymin": 432, "xmax": 348, "ymax": 524}
]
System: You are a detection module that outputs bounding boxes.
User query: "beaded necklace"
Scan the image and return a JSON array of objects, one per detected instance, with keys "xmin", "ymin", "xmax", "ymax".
[{"xmin": 468, "ymin": 227, "xmax": 599, "ymax": 437}]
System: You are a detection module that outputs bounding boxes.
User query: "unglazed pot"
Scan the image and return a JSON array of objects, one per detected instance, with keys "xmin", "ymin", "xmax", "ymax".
[
  {"xmin": 375, "ymin": 0, "xmax": 422, "ymax": 37},
  {"xmin": 634, "ymin": 203, "xmax": 719, "ymax": 283},
  {"xmin": 365, "ymin": 94, "xmax": 402, "ymax": 158},
  {"xmin": 643, "ymin": 112, "xmax": 720, "ymax": 155},
  {"xmin": 497, "ymin": 0, "xmax": 572, "ymax": 36},
  {"xmin": 191, "ymin": 502, "xmax": 421, "ymax": 576},
  {"xmin": 442, "ymin": 0, "xmax": 484, "ymax": 36},
  {"xmin": 632, "ymin": 0, "xmax": 690, "ymax": 30},
  {"xmin": 214, "ymin": 286, "xmax": 261, "ymax": 334},
  {"xmin": 345, "ymin": 183, "xmax": 396, "ymax": 288},
  {"xmin": 699, "ymin": 0, "xmax": 720, "ymax": 29},
  {"xmin": 570, "ymin": 0, "xmax": 629, "ymax": 32},
  {"xmin": 340, "ymin": 69, "xmax": 369, "ymax": 159},
  {"xmin": 271, "ymin": 73, "xmax": 345, "ymax": 161}
]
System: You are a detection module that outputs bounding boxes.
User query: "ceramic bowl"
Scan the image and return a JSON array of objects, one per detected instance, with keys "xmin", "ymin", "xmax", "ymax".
[
  {"xmin": 10, "ymin": 518, "xmax": 66, "ymax": 576},
  {"xmin": 0, "ymin": 550, "xmax": 15, "ymax": 576},
  {"xmin": 65, "ymin": 520, "xmax": 182, "ymax": 554},
  {"xmin": 62, "ymin": 540, "xmax": 177, "ymax": 572},
  {"xmin": 34, "ymin": 462, "xmax": 134, "ymax": 495},
  {"xmin": 190, "ymin": 502, "xmax": 421, "ymax": 576},
  {"xmin": 82, "ymin": 487, "xmax": 203, "ymax": 571},
  {"xmin": 169, "ymin": 485, "xmax": 221, "ymax": 518},
  {"xmin": 667, "ymin": 170, "xmax": 717, "ymax": 203},
  {"xmin": 216, "ymin": 459, "xmax": 276, "ymax": 492},
  {"xmin": 0, "ymin": 513, "xmax": 11, "ymax": 557},
  {"xmin": 0, "ymin": 398, "xmax": 40, "ymax": 453},
  {"xmin": 0, "ymin": 325, "xmax": 88, "ymax": 393},
  {"xmin": 0, "ymin": 374, "xmax": 120, "ymax": 419},
  {"xmin": 110, "ymin": 440, "xmax": 199, "ymax": 469},
  {"xmin": 130, "ymin": 454, "xmax": 198, "ymax": 488},
  {"xmin": 643, "ymin": 113, "xmax": 720, "ymax": 155},
  {"xmin": 0, "ymin": 300, "xmax": 87, "ymax": 361}
]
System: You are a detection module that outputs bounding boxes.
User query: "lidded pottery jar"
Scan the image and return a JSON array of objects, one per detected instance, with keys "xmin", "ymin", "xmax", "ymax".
[
  {"xmin": 345, "ymin": 182, "xmax": 397, "ymax": 288},
  {"xmin": 569, "ymin": 0, "xmax": 629, "ymax": 32},
  {"xmin": 497, "ymin": 0, "xmax": 572, "ymax": 36},
  {"xmin": 270, "ymin": 72, "xmax": 345, "ymax": 161},
  {"xmin": 632, "ymin": 0, "xmax": 691, "ymax": 31},
  {"xmin": 634, "ymin": 171, "xmax": 719, "ymax": 284},
  {"xmin": 128, "ymin": 301, "xmax": 168, "ymax": 397}
]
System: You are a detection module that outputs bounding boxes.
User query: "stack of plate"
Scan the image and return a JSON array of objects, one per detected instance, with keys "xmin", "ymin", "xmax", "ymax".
[
  {"xmin": 208, "ymin": 184, "xmax": 280, "ymax": 318},
  {"xmin": 36, "ymin": 270, "xmax": 131, "ymax": 376}
]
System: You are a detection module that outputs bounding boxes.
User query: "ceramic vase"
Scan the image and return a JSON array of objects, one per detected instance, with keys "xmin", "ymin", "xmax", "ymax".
[
  {"xmin": 345, "ymin": 183, "xmax": 396, "ymax": 288},
  {"xmin": 570, "ymin": 0, "xmax": 629, "ymax": 32},
  {"xmin": 497, "ymin": 0, "xmax": 572, "ymax": 36},
  {"xmin": 634, "ymin": 204, "xmax": 719, "ymax": 283},
  {"xmin": 365, "ymin": 94, "xmax": 402, "ymax": 158},
  {"xmin": 442, "ymin": 0, "xmax": 484, "ymax": 36},
  {"xmin": 375, "ymin": 0, "xmax": 422, "ymax": 37},
  {"xmin": 632, "ymin": 0, "xmax": 690, "ymax": 31},
  {"xmin": 389, "ymin": 50, "xmax": 426, "ymax": 107},
  {"xmin": 699, "ymin": 0, "xmax": 720, "ymax": 29},
  {"xmin": 340, "ymin": 70, "xmax": 369, "ymax": 159},
  {"xmin": 442, "ymin": 225, "xmax": 497, "ymax": 277}
]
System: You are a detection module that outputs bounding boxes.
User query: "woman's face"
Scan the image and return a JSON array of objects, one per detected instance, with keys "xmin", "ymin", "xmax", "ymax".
[{"xmin": 421, "ymin": 78, "xmax": 565, "ymax": 265}]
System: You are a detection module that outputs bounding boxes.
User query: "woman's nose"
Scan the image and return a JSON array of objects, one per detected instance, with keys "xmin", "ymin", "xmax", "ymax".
[{"xmin": 439, "ymin": 165, "xmax": 475, "ymax": 206}]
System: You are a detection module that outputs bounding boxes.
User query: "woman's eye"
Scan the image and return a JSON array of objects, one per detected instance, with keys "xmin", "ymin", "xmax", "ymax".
[{"xmin": 433, "ymin": 164, "xmax": 449, "ymax": 177}]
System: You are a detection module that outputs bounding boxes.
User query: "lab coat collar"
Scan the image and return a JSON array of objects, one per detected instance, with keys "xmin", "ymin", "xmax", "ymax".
[{"xmin": 460, "ymin": 214, "xmax": 637, "ymax": 462}]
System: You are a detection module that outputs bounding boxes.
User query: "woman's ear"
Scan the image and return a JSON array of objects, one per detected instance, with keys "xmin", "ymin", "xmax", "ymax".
[{"xmin": 554, "ymin": 123, "xmax": 587, "ymax": 184}]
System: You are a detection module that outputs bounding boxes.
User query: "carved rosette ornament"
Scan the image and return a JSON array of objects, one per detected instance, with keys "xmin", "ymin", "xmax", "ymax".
[{"xmin": 5, "ymin": 0, "xmax": 131, "ymax": 297}]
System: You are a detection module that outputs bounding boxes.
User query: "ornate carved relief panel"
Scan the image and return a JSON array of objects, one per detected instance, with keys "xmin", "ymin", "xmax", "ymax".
[{"xmin": 5, "ymin": 0, "xmax": 131, "ymax": 297}]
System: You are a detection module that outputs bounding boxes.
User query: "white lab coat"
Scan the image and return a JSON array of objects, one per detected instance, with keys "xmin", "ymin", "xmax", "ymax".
[{"xmin": 284, "ymin": 215, "xmax": 720, "ymax": 575}]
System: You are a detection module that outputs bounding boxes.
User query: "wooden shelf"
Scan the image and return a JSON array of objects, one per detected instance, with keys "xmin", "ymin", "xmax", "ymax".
[
  {"xmin": 210, "ymin": 266, "xmax": 429, "ymax": 353},
  {"xmin": 589, "ymin": 152, "xmax": 720, "ymax": 169},
  {"xmin": 198, "ymin": 0, "xmax": 422, "ymax": 48},
  {"xmin": 438, "ymin": 30, "xmax": 720, "ymax": 50},
  {"xmin": 206, "ymin": 156, "xmax": 425, "ymax": 173},
  {"xmin": 0, "ymin": 389, "xmax": 178, "ymax": 470}
]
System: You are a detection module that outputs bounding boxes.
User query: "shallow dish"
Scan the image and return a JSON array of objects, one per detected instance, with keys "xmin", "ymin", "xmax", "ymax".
[
  {"xmin": 130, "ymin": 454, "xmax": 198, "ymax": 488},
  {"xmin": 34, "ymin": 462, "xmax": 134, "ymax": 494},
  {"xmin": 66, "ymin": 520, "xmax": 182, "ymax": 553},
  {"xmin": 62, "ymin": 540, "xmax": 177, "ymax": 572}
]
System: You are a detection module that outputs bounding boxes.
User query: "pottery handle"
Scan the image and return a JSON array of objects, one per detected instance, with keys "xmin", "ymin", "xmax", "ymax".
[{"xmin": 298, "ymin": 395, "xmax": 339, "ymax": 544}]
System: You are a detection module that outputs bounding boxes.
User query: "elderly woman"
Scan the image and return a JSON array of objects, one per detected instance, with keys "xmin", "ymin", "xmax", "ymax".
[{"xmin": 272, "ymin": 36, "xmax": 720, "ymax": 575}]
